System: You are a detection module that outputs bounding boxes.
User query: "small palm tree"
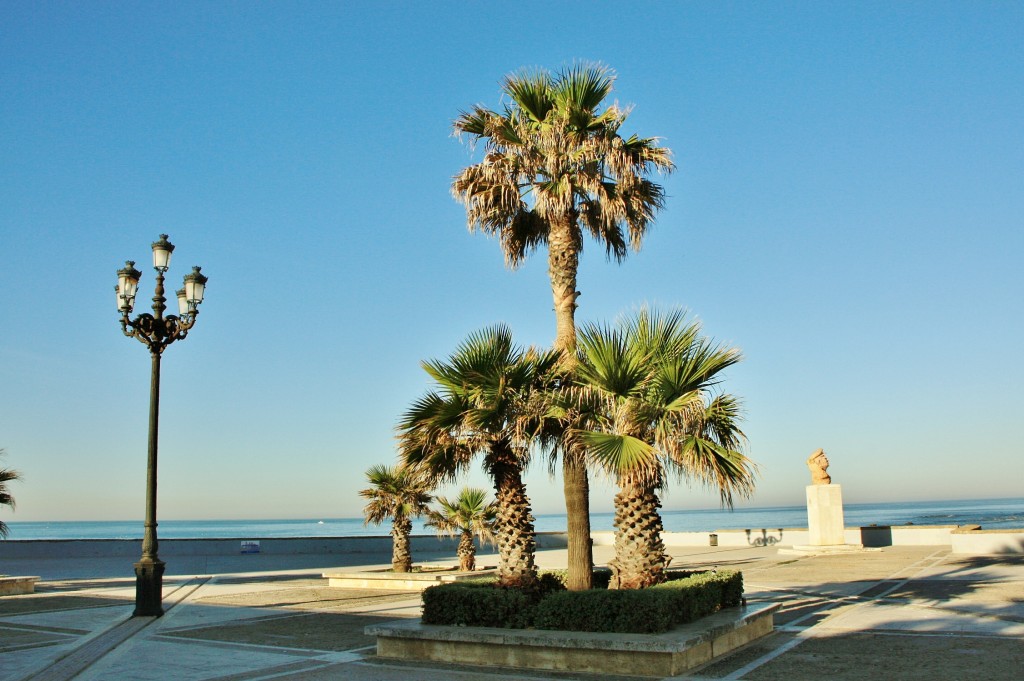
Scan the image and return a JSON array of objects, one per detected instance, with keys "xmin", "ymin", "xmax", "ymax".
[
  {"xmin": 0, "ymin": 450, "xmax": 21, "ymax": 539},
  {"xmin": 453, "ymin": 64, "xmax": 675, "ymax": 591},
  {"xmin": 399, "ymin": 325, "xmax": 560, "ymax": 587},
  {"xmin": 574, "ymin": 309, "xmax": 757, "ymax": 589},
  {"xmin": 359, "ymin": 464, "xmax": 433, "ymax": 573},
  {"xmin": 426, "ymin": 488, "xmax": 497, "ymax": 572}
]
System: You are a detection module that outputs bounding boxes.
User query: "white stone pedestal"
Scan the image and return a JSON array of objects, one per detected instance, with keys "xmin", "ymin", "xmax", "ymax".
[
  {"xmin": 806, "ymin": 484, "xmax": 846, "ymax": 546},
  {"xmin": 778, "ymin": 484, "xmax": 872, "ymax": 555}
]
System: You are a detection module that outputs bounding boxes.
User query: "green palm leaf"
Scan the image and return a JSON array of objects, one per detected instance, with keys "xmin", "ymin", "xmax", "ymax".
[
  {"xmin": 0, "ymin": 451, "xmax": 20, "ymax": 539},
  {"xmin": 504, "ymin": 70, "xmax": 555, "ymax": 123},
  {"xmin": 552, "ymin": 63, "xmax": 614, "ymax": 120},
  {"xmin": 578, "ymin": 430, "xmax": 657, "ymax": 478}
]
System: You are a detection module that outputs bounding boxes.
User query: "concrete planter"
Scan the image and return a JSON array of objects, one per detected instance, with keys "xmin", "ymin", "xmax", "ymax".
[
  {"xmin": 0, "ymin": 575, "xmax": 40, "ymax": 596},
  {"xmin": 366, "ymin": 602, "xmax": 779, "ymax": 677},
  {"xmin": 323, "ymin": 567, "xmax": 495, "ymax": 591}
]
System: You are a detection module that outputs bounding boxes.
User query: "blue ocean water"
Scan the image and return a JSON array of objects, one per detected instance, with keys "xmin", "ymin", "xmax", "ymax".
[{"xmin": 4, "ymin": 497, "xmax": 1021, "ymax": 541}]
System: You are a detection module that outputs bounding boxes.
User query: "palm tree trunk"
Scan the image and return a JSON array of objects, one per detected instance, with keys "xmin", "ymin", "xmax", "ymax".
[
  {"xmin": 391, "ymin": 515, "xmax": 413, "ymax": 573},
  {"xmin": 549, "ymin": 216, "xmax": 593, "ymax": 591},
  {"xmin": 458, "ymin": 530, "xmax": 476, "ymax": 572},
  {"xmin": 563, "ymin": 451, "xmax": 592, "ymax": 590},
  {"xmin": 490, "ymin": 442, "xmax": 537, "ymax": 587},
  {"xmin": 608, "ymin": 477, "xmax": 669, "ymax": 589},
  {"xmin": 548, "ymin": 216, "xmax": 580, "ymax": 355}
]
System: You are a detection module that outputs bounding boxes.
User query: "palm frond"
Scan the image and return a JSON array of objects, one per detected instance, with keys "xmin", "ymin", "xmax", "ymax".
[
  {"xmin": 578, "ymin": 430, "xmax": 657, "ymax": 480},
  {"xmin": 454, "ymin": 105, "xmax": 498, "ymax": 138},
  {"xmin": 359, "ymin": 464, "xmax": 433, "ymax": 526},
  {"xmin": 452, "ymin": 64, "xmax": 672, "ymax": 268},
  {"xmin": 503, "ymin": 69, "xmax": 554, "ymax": 123},
  {"xmin": 576, "ymin": 322, "xmax": 650, "ymax": 398},
  {"xmin": 425, "ymin": 487, "xmax": 498, "ymax": 544},
  {"xmin": 553, "ymin": 63, "xmax": 615, "ymax": 119}
]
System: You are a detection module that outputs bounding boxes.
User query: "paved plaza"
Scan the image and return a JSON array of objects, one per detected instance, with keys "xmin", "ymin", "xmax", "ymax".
[{"xmin": 2, "ymin": 544, "xmax": 1022, "ymax": 680}]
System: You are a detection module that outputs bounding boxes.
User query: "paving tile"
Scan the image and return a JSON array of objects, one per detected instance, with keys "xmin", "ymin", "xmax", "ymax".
[
  {"xmin": 74, "ymin": 637, "xmax": 310, "ymax": 681},
  {"xmin": 6, "ymin": 544, "xmax": 1022, "ymax": 681},
  {"xmin": 744, "ymin": 632, "xmax": 1024, "ymax": 681},
  {"xmin": 160, "ymin": 611, "xmax": 399, "ymax": 651}
]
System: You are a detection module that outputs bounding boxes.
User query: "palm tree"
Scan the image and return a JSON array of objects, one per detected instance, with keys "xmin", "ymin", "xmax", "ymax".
[
  {"xmin": 573, "ymin": 309, "xmax": 757, "ymax": 589},
  {"xmin": 453, "ymin": 64, "xmax": 674, "ymax": 590},
  {"xmin": 359, "ymin": 464, "xmax": 433, "ymax": 573},
  {"xmin": 425, "ymin": 487, "xmax": 497, "ymax": 572},
  {"xmin": 398, "ymin": 325, "xmax": 560, "ymax": 587},
  {"xmin": 0, "ymin": 450, "xmax": 21, "ymax": 539}
]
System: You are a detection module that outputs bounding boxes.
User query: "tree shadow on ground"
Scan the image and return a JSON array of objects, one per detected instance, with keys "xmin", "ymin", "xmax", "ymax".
[{"xmin": 701, "ymin": 552, "xmax": 1024, "ymax": 681}]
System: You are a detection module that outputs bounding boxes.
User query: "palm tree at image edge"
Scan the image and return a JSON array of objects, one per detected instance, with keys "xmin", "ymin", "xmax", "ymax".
[{"xmin": 0, "ymin": 450, "xmax": 21, "ymax": 540}]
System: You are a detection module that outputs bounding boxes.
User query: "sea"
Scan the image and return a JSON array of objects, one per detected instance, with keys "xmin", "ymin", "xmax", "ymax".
[{"xmin": 5, "ymin": 497, "xmax": 1022, "ymax": 541}]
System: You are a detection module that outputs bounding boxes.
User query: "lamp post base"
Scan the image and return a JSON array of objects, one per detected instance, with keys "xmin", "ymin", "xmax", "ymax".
[{"xmin": 133, "ymin": 559, "xmax": 166, "ymax": 617}]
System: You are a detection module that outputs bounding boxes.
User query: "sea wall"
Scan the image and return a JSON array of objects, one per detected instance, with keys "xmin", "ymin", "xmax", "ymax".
[
  {"xmin": 0, "ymin": 535, "xmax": 461, "ymax": 560},
  {"xmin": 2, "ymin": 525, "xmax": 1020, "ymax": 562},
  {"xmin": 592, "ymin": 524, "xmax": 1021, "ymax": 553}
]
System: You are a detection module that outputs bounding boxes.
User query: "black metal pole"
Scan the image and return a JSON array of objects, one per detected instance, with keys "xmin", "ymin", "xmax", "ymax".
[
  {"xmin": 134, "ymin": 274, "xmax": 167, "ymax": 617},
  {"xmin": 133, "ymin": 349, "xmax": 165, "ymax": 616}
]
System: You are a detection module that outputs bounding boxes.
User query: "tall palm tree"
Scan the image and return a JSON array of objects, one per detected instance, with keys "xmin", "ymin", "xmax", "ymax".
[
  {"xmin": 573, "ymin": 309, "xmax": 757, "ymax": 589},
  {"xmin": 425, "ymin": 487, "xmax": 497, "ymax": 572},
  {"xmin": 398, "ymin": 325, "xmax": 560, "ymax": 587},
  {"xmin": 359, "ymin": 464, "xmax": 433, "ymax": 573},
  {"xmin": 453, "ymin": 64, "xmax": 674, "ymax": 590},
  {"xmin": 0, "ymin": 451, "xmax": 21, "ymax": 539}
]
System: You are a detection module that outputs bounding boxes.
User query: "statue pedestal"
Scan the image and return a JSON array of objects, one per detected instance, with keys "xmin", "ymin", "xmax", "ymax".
[
  {"xmin": 778, "ymin": 484, "xmax": 872, "ymax": 555},
  {"xmin": 806, "ymin": 484, "xmax": 846, "ymax": 545}
]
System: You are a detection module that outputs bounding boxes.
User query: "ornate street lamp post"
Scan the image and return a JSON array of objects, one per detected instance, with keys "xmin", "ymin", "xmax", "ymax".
[{"xmin": 115, "ymin": 235, "xmax": 207, "ymax": 617}]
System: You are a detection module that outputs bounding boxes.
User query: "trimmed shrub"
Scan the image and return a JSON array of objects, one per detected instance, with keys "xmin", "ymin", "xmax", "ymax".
[
  {"xmin": 534, "ymin": 588, "xmax": 675, "ymax": 633},
  {"xmin": 421, "ymin": 583, "xmax": 536, "ymax": 628},
  {"xmin": 539, "ymin": 567, "xmax": 613, "ymax": 590},
  {"xmin": 420, "ymin": 569, "xmax": 743, "ymax": 634},
  {"xmin": 650, "ymin": 570, "xmax": 740, "ymax": 624}
]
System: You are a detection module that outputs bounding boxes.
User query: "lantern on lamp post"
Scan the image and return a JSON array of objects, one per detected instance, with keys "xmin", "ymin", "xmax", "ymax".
[{"xmin": 116, "ymin": 234, "xmax": 207, "ymax": 617}]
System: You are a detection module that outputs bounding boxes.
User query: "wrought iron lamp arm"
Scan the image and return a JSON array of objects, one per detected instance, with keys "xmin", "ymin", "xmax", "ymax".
[{"xmin": 120, "ymin": 311, "xmax": 199, "ymax": 354}]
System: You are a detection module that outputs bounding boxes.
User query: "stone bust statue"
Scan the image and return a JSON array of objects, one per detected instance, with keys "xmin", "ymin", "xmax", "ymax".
[{"xmin": 806, "ymin": 448, "xmax": 832, "ymax": 485}]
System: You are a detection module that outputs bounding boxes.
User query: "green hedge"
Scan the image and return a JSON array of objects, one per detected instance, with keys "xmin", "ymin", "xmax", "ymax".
[
  {"xmin": 421, "ymin": 582, "xmax": 536, "ymax": 628},
  {"xmin": 420, "ymin": 570, "xmax": 743, "ymax": 633},
  {"xmin": 534, "ymin": 588, "xmax": 676, "ymax": 633}
]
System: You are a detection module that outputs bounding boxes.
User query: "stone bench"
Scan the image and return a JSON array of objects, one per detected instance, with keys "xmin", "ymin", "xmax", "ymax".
[
  {"xmin": 0, "ymin": 576, "xmax": 40, "ymax": 596},
  {"xmin": 365, "ymin": 601, "xmax": 780, "ymax": 676}
]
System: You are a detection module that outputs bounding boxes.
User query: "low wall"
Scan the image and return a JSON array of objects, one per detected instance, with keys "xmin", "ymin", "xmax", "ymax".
[
  {"xmin": 0, "ymin": 535, "xmax": 462, "ymax": 560},
  {"xmin": 600, "ymin": 524, "xmax": 1015, "ymax": 552},
  {"xmin": 951, "ymin": 527, "xmax": 1024, "ymax": 555},
  {"xmin": 2, "ymin": 525, "xmax": 1018, "ymax": 561},
  {"xmin": 0, "ymin": 576, "xmax": 39, "ymax": 595}
]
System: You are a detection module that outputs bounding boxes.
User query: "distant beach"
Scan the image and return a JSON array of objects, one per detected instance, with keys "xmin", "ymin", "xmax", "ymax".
[{"xmin": 5, "ymin": 497, "xmax": 1021, "ymax": 541}]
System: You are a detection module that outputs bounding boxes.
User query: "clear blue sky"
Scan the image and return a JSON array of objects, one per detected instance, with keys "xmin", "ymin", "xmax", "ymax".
[{"xmin": 2, "ymin": 2, "xmax": 1021, "ymax": 522}]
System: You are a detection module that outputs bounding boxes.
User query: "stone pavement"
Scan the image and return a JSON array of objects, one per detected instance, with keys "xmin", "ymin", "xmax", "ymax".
[{"xmin": 1, "ymin": 544, "xmax": 1022, "ymax": 680}]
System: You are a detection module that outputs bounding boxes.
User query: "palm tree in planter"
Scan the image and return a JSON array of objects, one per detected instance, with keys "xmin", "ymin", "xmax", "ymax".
[
  {"xmin": 573, "ymin": 308, "xmax": 757, "ymax": 589},
  {"xmin": 399, "ymin": 325, "xmax": 560, "ymax": 588},
  {"xmin": 453, "ymin": 64, "xmax": 674, "ymax": 590},
  {"xmin": 426, "ymin": 487, "xmax": 497, "ymax": 572},
  {"xmin": 359, "ymin": 464, "xmax": 433, "ymax": 573}
]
